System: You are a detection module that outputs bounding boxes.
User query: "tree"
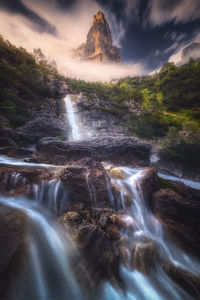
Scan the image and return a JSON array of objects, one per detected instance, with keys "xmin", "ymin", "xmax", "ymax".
[{"xmin": 33, "ymin": 48, "xmax": 48, "ymax": 67}]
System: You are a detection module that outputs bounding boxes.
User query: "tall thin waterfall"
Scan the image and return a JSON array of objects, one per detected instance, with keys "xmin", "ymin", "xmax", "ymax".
[{"xmin": 64, "ymin": 95, "xmax": 81, "ymax": 141}]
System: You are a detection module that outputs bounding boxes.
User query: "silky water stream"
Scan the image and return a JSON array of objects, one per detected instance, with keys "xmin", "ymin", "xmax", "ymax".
[
  {"xmin": 100, "ymin": 166, "xmax": 200, "ymax": 300},
  {"xmin": 0, "ymin": 94, "xmax": 200, "ymax": 299},
  {"xmin": 0, "ymin": 158, "xmax": 200, "ymax": 299}
]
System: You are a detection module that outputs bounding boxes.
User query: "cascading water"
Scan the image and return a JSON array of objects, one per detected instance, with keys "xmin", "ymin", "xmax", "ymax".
[
  {"xmin": 0, "ymin": 154, "xmax": 200, "ymax": 299},
  {"xmin": 64, "ymin": 95, "xmax": 81, "ymax": 140},
  {"xmin": 0, "ymin": 197, "xmax": 81, "ymax": 300},
  {"xmin": 101, "ymin": 166, "xmax": 200, "ymax": 300}
]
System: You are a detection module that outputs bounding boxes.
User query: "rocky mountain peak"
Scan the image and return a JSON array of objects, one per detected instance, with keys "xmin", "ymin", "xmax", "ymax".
[{"xmin": 74, "ymin": 11, "xmax": 122, "ymax": 64}]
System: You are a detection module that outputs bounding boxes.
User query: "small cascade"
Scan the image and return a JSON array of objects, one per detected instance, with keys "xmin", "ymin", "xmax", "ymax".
[
  {"xmin": 64, "ymin": 95, "xmax": 82, "ymax": 140},
  {"xmin": 105, "ymin": 166, "xmax": 200, "ymax": 300},
  {"xmin": 32, "ymin": 179, "xmax": 68, "ymax": 216},
  {"xmin": 0, "ymin": 154, "xmax": 200, "ymax": 299},
  {"xmin": 0, "ymin": 197, "xmax": 80, "ymax": 300}
]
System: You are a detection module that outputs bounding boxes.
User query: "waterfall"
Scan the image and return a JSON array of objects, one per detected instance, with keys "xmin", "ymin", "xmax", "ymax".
[
  {"xmin": 64, "ymin": 95, "xmax": 81, "ymax": 141},
  {"xmin": 102, "ymin": 166, "xmax": 200, "ymax": 300},
  {"xmin": 0, "ymin": 155, "xmax": 200, "ymax": 299},
  {"xmin": 0, "ymin": 197, "xmax": 81, "ymax": 300}
]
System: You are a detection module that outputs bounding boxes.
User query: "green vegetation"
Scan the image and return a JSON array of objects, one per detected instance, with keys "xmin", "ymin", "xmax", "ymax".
[
  {"xmin": 66, "ymin": 60, "xmax": 200, "ymax": 165},
  {"xmin": 0, "ymin": 35, "xmax": 58, "ymax": 127},
  {"xmin": 161, "ymin": 127, "xmax": 200, "ymax": 166},
  {"xmin": 157, "ymin": 178, "xmax": 182, "ymax": 195},
  {"xmin": 0, "ymin": 35, "xmax": 199, "ymax": 166}
]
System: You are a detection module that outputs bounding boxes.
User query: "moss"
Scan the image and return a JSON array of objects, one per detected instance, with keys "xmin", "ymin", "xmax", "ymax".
[
  {"xmin": 55, "ymin": 136, "xmax": 67, "ymax": 141},
  {"xmin": 157, "ymin": 178, "xmax": 182, "ymax": 195}
]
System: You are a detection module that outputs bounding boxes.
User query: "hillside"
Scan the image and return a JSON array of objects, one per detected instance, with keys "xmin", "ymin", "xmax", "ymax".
[
  {"xmin": 0, "ymin": 36, "xmax": 199, "ymax": 168},
  {"xmin": 0, "ymin": 35, "xmax": 65, "ymax": 128},
  {"xmin": 66, "ymin": 60, "xmax": 200, "ymax": 166}
]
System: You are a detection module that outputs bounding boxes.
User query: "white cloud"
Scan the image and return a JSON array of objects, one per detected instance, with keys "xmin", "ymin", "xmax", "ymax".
[{"xmin": 0, "ymin": 0, "xmax": 146, "ymax": 82}]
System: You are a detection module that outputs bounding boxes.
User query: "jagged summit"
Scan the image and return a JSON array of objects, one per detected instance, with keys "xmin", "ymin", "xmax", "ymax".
[{"xmin": 74, "ymin": 11, "xmax": 122, "ymax": 64}]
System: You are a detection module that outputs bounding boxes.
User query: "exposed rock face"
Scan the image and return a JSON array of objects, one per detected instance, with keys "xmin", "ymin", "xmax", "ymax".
[
  {"xmin": 60, "ymin": 158, "xmax": 112, "ymax": 209},
  {"xmin": 60, "ymin": 208, "xmax": 126, "ymax": 291},
  {"xmin": 19, "ymin": 117, "xmax": 71, "ymax": 143},
  {"xmin": 182, "ymin": 42, "xmax": 200, "ymax": 61},
  {"xmin": 150, "ymin": 148, "xmax": 200, "ymax": 181},
  {"xmin": 151, "ymin": 187, "xmax": 200, "ymax": 257},
  {"xmin": 75, "ymin": 11, "xmax": 122, "ymax": 64},
  {"xmin": 35, "ymin": 136, "xmax": 152, "ymax": 166},
  {"xmin": 75, "ymin": 93, "xmax": 128, "ymax": 137}
]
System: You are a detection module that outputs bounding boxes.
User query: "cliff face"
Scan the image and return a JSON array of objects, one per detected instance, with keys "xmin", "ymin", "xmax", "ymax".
[{"xmin": 75, "ymin": 11, "xmax": 122, "ymax": 64}]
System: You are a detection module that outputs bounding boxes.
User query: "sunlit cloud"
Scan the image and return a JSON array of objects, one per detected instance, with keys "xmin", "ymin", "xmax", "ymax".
[{"xmin": 0, "ymin": 0, "xmax": 146, "ymax": 81}]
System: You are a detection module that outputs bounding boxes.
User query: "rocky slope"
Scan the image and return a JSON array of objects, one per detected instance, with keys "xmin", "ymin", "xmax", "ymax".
[{"xmin": 74, "ymin": 11, "xmax": 122, "ymax": 63}]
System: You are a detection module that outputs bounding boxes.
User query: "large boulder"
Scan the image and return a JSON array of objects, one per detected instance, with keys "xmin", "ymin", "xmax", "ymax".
[
  {"xmin": 19, "ymin": 117, "xmax": 71, "ymax": 143},
  {"xmin": 60, "ymin": 158, "xmax": 112, "ymax": 209},
  {"xmin": 151, "ymin": 148, "xmax": 200, "ymax": 181},
  {"xmin": 0, "ymin": 205, "xmax": 28, "ymax": 298},
  {"xmin": 36, "ymin": 136, "xmax": 151, "ymax": 166},
  {"xmin": 151, "ymin": 186, "xmax": 200, "ymax": 257}
]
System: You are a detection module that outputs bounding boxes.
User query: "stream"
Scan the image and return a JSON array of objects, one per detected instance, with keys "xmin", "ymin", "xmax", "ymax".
[{"xmin": 0, "ymin": 95, "xmax": 199, "ymax": 299}]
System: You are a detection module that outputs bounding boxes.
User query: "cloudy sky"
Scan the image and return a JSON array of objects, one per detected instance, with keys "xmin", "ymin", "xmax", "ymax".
[{"xmin": 0, "ymin": 0, "xmax": 200, "ymax": 80}]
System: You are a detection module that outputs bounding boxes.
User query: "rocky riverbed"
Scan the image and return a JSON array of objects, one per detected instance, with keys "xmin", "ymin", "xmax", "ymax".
[{"xmin": 0, "ymin": 91, "xmax": 200, "ymax": 299}]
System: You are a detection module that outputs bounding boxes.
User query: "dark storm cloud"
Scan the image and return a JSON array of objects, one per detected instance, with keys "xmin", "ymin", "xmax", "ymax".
[{"xmin": 0, "ymin": 0, "xmax": 57, "ymax": 34}]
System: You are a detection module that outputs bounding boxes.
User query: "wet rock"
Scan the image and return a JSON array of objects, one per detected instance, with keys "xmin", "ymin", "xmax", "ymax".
[
  {"xmin": 151, "ymin": 148, "xmax": 200, "ymax": 181},
  {"xmin": 0, "ymin": 205, "xmax": 28, "ymax": 298},
  {"xmin": 105, "ymin": 224, "xmax": 120, "ymax": 239},
  {"xmin": 151, "ymin": 187, "xmax": 200, "ymax": 257},
  {"xmin": 36, "ymin": 136, "xmax": 151, "ymax": 166},
  {"xmin": 131, "ymin": 240, "xmax": 159, "ymax": 274},
  {"xmin": 109, "ymin": 167, "xmax": 126, "ymax": 180},
  {"xmin": 0, "ymin": 164, "xmax": 57, "ymax": 197},
  {"xmin": 163, "ymin": 262, "xmax": 200, "ymax": 299},
  {"xmin": 19, "ymin": 117, "xmax": 71, "ymax": 143},
  {"xmin": 138, "ymin": 167, "xmax": 158, "ymax": 203},
  {"xmin": 60, "ymin": 208, "xmax": 124, "ymax": 291},
  {"xmin": 60, "ymin": 158, "xmax": 112, "ymax": 208},
  {"xmin": 118, "ymin": 244, "xmax": 130, "ymax": 268}
]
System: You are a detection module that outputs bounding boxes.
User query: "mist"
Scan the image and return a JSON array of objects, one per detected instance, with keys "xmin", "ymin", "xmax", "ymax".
[{"xmin": 0, "ymin": 0, "xmax": 145, "ymax": 82}]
